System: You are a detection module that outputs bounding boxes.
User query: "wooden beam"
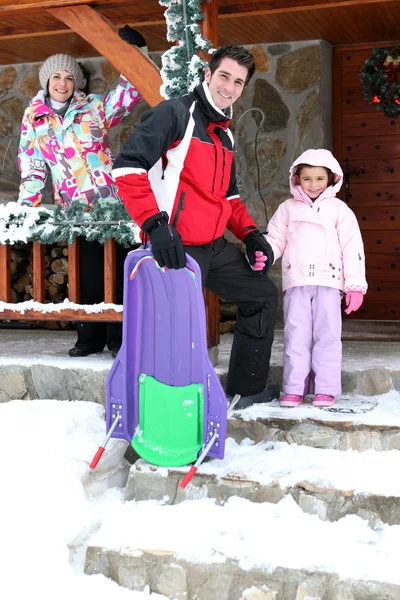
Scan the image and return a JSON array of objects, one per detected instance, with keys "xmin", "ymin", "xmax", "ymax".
[
  {"xmin": 0, "ymin": 307, "xmax": 123, "ymax": 321},
  {"xmin": 0, "ymin": 17, "xmax": 165, "ymax": 40},
  {"xmin": 104, "ymin": 238, "xmax": 116, "ymax": 304},
  {"xmin": 32, "ymin": 241, "xmax": 45, "ymax": 302},
  {"xmin": 218, "ymin": 0, "xmax": 394, "ymax": 18},
  {"xmin": 67, "ymin": 238, "xmax": 80, "ymax": 303},
  {"xmin": 0, "ymin": 0, "xmax": 392, "ymax": 14},
  {"xmin": 0, "ymin": 245, "xmax": 11, "ymax": 303},
  {"xmin": 0, "ymin": 0, "xmax": 148, "ymax": 13},
  {"xmin": 48, "ymin": 4, "xmax": 163, "ymax": 107},
  {"xmin": 200, "ymin": 0, "xmax": 218, "ymax": 62},
  {"xmin": 205, "ymin": 288, "xmax": 220, "ymax": 348}
]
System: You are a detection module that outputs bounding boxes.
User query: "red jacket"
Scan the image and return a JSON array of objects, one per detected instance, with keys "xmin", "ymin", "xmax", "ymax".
[{"xmin": 112, "ymin": 81, "xmax": 257, "ymax": 245}]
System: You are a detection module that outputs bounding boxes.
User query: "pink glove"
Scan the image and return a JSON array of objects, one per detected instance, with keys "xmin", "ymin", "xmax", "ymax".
[
  {"xmin": 251, "ymin": 250, "xmax": 268, "ymax": 271},
  {"xmin": 344, "ymin": 291, "xmax": 363, "ymax": 314}
]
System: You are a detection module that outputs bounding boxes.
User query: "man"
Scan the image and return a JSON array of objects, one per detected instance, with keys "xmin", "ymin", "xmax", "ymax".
[{"xmin": 112, "ymin": 45, "xmax": 278, "ymax": 409}]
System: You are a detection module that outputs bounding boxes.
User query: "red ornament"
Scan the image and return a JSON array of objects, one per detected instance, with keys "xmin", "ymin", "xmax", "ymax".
[
  {"xmin": 395, "ymin": 98, "xmax": 400, "ymax": 105},
  {"xmin": 372, "ymin": 95, "xmax": 381, "ymax": 103}
]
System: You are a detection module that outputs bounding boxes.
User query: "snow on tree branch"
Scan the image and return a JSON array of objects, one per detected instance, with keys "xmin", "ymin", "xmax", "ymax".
[{"xmin": 159, "ymin": 0, "xmax": 213, "ymax": 99}]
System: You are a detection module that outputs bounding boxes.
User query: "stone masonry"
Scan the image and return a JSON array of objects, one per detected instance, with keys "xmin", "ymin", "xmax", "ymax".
[{"xmin": 0, "ymin": 41, "xmax": 331, "ymax": 318}]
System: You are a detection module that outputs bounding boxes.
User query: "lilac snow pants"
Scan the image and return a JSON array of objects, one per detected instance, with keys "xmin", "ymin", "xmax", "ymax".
[{"xmin": 283, "ymin": 286, "xmax": 342, "ymax": 396}]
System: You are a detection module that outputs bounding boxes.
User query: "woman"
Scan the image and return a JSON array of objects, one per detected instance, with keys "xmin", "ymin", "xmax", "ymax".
[{"xmin": 18, "ymin": 27, "xmax": 146, "ymax": 357}]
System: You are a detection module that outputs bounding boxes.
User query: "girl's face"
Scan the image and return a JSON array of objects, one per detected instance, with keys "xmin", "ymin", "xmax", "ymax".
[
  {"xmin": 298, "ymin": 166, "xmax": 329, "ymax": 200},
  {"xmin": 48, "ymin": 70, "xmax": 74, "ymax": 102}
]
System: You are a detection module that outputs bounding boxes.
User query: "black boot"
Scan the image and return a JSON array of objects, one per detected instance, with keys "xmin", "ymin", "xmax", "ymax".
[
  {"xmin": 233, "ymin": 384, "xmax": 280, "ymax": 410},
  {"xmin": 68, "ymin": 347, "xmax": 104, "ymax": 358}
]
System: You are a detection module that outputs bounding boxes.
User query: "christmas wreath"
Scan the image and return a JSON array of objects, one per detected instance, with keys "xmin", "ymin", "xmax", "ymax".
[{"xmin": 360, "ymin": 46, "xmax": 400, "ymax": 118}]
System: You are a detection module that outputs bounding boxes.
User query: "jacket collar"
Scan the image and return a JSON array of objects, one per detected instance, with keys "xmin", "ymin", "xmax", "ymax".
[
  {"xmin": 30, "ymin": 89, "xmax": 87, "ymax": 121},
  {"xmin": 192, "ymin": 81, "xmax": 232, "ymax": 125}
]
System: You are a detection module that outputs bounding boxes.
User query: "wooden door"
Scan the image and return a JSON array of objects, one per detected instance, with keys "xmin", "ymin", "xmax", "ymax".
[{"xmin": 333, "ymin": 44, "xmax": 400, "ymax": 320}]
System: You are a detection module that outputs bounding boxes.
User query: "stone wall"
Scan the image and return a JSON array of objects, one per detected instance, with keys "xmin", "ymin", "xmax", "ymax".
[
  {"xmin": 0, "ymin": 53, "xmax": 162, "ymax": 203},
  {"xmin": 231, "ymin": 40, "xmax": 332, "ymax": 321},
  {"xmin": 0, "ymin": 40, "xmax": 332, "ymax": 317}
]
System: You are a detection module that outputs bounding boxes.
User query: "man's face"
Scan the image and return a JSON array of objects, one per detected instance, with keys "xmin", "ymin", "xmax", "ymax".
[{"xmin": 204, "ymin": 57, "xmax": 248, "ymax": 110}]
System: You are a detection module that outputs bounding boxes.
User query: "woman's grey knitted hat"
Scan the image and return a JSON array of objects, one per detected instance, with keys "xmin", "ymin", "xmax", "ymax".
[{"xmin": 39, "ymin": 54, "xmax": 86, "ymax": 91}]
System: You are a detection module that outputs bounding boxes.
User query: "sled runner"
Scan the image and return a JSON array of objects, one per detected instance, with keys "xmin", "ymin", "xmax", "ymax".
[{"xmin": 100, "ymin": 246, "xmax": 227, "ymax": 468}]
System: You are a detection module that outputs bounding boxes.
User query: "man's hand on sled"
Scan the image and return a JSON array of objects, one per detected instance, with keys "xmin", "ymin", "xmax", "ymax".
[
  {"xmin": 244, "ymin": 229, "xmax": 274, "ymax": 274},
  {"xmin": 142, "ymin": 212, "xmax": 186, "ymax": 270}
]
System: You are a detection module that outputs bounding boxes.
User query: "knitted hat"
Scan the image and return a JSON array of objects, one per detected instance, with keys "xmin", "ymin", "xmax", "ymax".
[{"xmin": 39, "ymin": 54, "xmax": 86, "ymax": 91}]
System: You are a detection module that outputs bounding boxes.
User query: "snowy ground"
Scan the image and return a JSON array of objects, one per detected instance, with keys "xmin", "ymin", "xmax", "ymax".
[
  {"xmin": 1, "ymin": 328, "xmax": 400, "ymax": 373},
  {"xmin": 2, "ymin": 396, "xmax": 400, "ymax": 600}
]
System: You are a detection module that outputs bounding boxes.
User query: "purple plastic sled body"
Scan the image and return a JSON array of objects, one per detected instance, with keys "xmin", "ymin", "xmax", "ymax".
[{"xmin": 106, "ymin": 246, "xmax": 227, "ymax": 461}]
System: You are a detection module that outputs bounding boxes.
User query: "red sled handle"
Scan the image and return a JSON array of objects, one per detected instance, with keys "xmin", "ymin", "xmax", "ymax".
[
  {"xmin": 90, "ymin": 446, "xmax": 105, "ymax": 469},
  {"xmin": 179, "ymin": 466, "xmax": 198, "ymax": 489}
]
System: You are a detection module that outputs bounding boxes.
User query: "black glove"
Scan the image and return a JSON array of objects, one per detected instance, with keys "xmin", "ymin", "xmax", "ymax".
[
  {"xmin": 244, "ymin": 229, "xmax": 274, "ymax": 274},
  {"xmin": 118, "ymin": 25, "xmax": 146, "ymax": 48},
  {"xmin": 142, "ymin": 211, "xmax": 186, "ymax": 270}
]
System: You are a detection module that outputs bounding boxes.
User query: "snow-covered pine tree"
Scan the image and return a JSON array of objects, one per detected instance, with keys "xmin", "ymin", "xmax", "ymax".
[{"xmin": 159, "ymin": 0, "xmax": 213, "ymax": 99}]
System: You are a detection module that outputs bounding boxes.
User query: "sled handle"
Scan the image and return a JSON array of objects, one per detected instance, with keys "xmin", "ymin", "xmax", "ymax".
[
  {"xmin": 179, "ymin": 394, "xmax": 241, "ymax": 489},
  {"xmin": 90, "ymin": 410, "xmax": 120, "ymax": 470}
]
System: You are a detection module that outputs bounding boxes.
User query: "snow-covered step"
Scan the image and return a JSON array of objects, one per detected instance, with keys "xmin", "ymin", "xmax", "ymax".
[
  {"xmin": 85, "ymin": 495, "xmax": 400, "ymax": 600},
  {"xmin": 124, "ymin": 438, "xmax": 400, "ymax": 525},
  {"xmin": 228, "ymin": 391, "xmax": 400, "ymax": 451}
]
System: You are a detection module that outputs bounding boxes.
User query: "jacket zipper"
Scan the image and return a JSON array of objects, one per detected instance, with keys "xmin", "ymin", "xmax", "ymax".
[
  {"xmin": 161, "ymin": 154, "xmax": 168, "ymax": 180},
  {"xmin": 172, "ymin": 192, "xmax": 185, "ymax": 228}
]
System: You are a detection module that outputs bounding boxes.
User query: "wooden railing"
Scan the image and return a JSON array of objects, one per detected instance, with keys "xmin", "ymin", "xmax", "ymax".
[{"xmin": 0, "ymin": 239, "xmax": 220, "ymax": 347}]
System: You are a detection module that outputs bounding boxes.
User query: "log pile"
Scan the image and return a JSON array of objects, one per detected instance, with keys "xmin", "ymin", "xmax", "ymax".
[
  {"xmin": 7, "ymin": 241, "xmax": 72, "ymax": 329},
  {"xmin": 219, "ymin": 298, "xmax": 237, "ymax": 334}
]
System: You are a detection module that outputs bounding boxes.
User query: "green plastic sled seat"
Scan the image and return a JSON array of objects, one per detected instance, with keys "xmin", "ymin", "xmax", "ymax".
[{"xmin": 131, "ymin": 374, "xmax": 205, "ymax": 467}]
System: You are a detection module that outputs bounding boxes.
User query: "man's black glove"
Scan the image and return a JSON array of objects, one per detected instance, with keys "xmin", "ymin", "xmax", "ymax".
[
  {"xmin": 244, "ymin": 229, "xmax": 274, "ymax": 274},
  {"xmin": 118, "ymin": 25, "xmax": 147, "ymax": 48},
  {"xmin": 142, "ymin": 211, "xmax": 186, "ymax": 270}
]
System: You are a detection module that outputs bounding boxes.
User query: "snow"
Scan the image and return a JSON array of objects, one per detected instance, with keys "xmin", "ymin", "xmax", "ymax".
[
  {"xmin": 0, "ymin": 202, "xmax": 51, "ymax": 244},
  {"xmin": 0, "ymin": 298, "xmax": 123, "ymax": 315},
  {"xmin": 2, "ymin": 395, "xmax": 400, "ymax": 598},
  {"xmin": 217, "ymin": 332, "xmax": 400, "ymax": 373},
  {"xmin": 196, "ymin": 433, "xmax": 400, "ymax": 497},
  {"xmin": 0, "ymin": 329, "xmax": 113, "ymax": 371},
  {"xmin": 2, "ymin": 330, "xmax": 400, "ymax": 594},
  {"xmin": 235, "ymin": 389, "xmax": 400, "ymax": 426},
  {"xmin": 0, "ymin": 400, "xmax": 166, "ymax": 600}
]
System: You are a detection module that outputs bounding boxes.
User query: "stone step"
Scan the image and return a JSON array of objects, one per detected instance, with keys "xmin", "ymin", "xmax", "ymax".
[
  {"xmin": 85, "ymin": 545, "xmax": 400, "ymax": 600},
  {"xmin": 124, "ymin": 436, "xmax": 400, "ymax": 525},
  {"xmin": 227, "ymin": 391, "xmax": 400, "ymax": 451},
  {"xmin": 1, "ymin": 330, "xmax": 400, "ymax": 403},
  {"xmin": 84, "ymin": 489, "xmax": 400, "ymax": 600}
]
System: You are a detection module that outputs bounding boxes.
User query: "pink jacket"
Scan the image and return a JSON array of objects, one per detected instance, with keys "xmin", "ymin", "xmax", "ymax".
[{"xmin": 265, "ymin": 149, "xmax": 368, "ymax": 294}]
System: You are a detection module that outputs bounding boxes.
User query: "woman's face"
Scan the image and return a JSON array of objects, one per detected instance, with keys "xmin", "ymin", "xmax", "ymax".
[{"xmin": 48, "ymin": 70, "xmax": 74, "ymax": 102}]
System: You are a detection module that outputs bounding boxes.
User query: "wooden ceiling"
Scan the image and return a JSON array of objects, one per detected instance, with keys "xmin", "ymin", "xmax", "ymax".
[{"xmin": 1, "ymin": 0, "xmax": 400, "ymax": 64}]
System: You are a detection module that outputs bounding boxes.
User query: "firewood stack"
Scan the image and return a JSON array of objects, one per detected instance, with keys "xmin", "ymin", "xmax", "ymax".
[
  {"xmin": 8, "ymin": 241, "xmax": 72, "ymax": 330},
  {"xmin": 219, "ymin": 298, "xmax": 237, "ymax": 334}
]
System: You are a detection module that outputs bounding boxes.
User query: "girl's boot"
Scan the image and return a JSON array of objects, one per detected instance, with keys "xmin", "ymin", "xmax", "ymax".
[
  {"xmin": 280, "ymin": 394, "xmax": 303, "ymax": 407},
  {"xmin": 313, "ymin": 394, "xmax": 335, "ymax": 407}
]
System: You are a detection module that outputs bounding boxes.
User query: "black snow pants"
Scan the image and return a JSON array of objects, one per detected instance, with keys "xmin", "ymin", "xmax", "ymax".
[
  {"xmin": 74, "ymin": 238, "xmax": 132, "ymax": 353},
  {"xmin": 185, "ymin": 236, "xmax": 278, "ymax": 398}
]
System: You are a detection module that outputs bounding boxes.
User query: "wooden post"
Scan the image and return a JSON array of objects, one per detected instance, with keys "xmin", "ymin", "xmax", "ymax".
[
  {"xmin": 32, "ymin": 241, "xmax": 45, "ymax": 302},
  {"xmin": 205, "ymin": 288, "xmax": 220, "ymax": 349},
  {"xmin": 67, "ymin": 237, "xmax": 80, "ymax": 303},
  {"xmin": 104, "ymin": 238, "xmax": 116, "ymax": 304},
  {"xmin": 200, "ymin": 0, "xmax": 219, "ymax": 62},
  {"xmin": 0, "ymin": 244, "xmax": 11, "ymax": 302},
  {"xmin": 200, "ymin": 1, "xmax": 221, "ymax": 347},
  {"xmin": 48, "ymin": 4, "xmax": 163, "ymax": 108}
]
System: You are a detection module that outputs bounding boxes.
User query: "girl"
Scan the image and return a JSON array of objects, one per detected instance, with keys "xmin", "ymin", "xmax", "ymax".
[
  {"xmin": 18, "ymin": 26, "xmax": 146, "ymax": 358},
  {"xmin": 265, "ymin": 149, "xmax": 367, "ymax": 408}
]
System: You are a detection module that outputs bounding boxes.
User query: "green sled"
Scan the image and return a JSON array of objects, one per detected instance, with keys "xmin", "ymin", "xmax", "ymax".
[{"xmin": 131, "ymin": 374, "xmax": 204, "ymax": 467}]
